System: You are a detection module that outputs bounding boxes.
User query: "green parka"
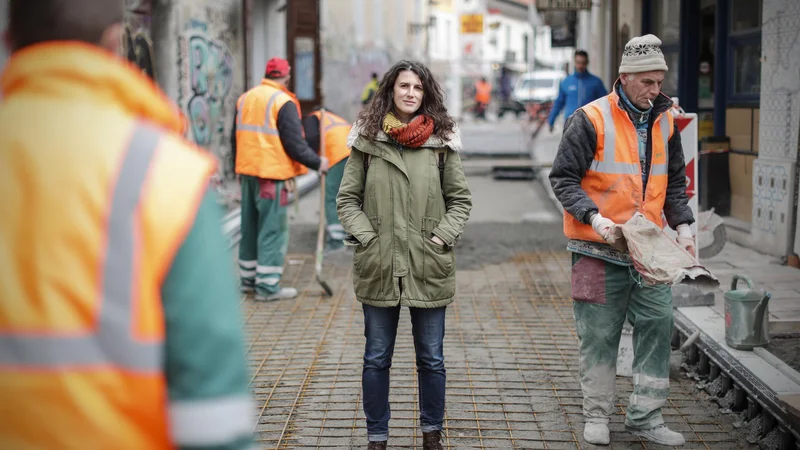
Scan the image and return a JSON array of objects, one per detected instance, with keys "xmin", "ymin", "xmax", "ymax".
[{"xmin": 337, "ymin": 123, "xmax": 472, "ymax": 308}]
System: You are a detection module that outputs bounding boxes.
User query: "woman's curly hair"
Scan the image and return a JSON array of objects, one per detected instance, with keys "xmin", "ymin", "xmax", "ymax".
[{"xmin": 356, "ymin": 60, "xmax": 456, "ymax": 140}]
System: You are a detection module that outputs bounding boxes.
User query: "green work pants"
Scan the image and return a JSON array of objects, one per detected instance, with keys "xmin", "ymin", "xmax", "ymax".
[
  {"xmin": 570, "ymin": 253, "xmax": 673, "ymax": 430},
  {"xmin": 325, "ymin": 157, "xmax": 348, "ymax": 248},
  {"xmin": 238, "ymin": 175, "xmax": 289, "ymax": 296}
]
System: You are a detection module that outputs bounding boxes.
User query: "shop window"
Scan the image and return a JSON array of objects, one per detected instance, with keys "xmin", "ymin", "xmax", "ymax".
[
  {"xmin": 650, "ymin": 0, "xmax": 680, "ymax": 95},
  {"xmin": 727, "ymin": 0, "xmax": 762, "ymax": 105}
]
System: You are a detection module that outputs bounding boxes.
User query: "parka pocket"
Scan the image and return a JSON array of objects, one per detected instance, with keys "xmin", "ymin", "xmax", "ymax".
[
  {"xmin": 353, "ymin": 216, "xmax": 384, "ymax": 299},
  {"xmin": 421, "ymin": 217, "xmax": 455, "ymax": 299}
]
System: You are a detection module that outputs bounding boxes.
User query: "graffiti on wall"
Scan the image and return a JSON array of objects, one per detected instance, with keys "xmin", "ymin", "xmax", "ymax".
[
  {"xmin": 123, "ymin": 0, "xmax": 155, "ymax": 79},
  {"xmin": 178, "ymin": 8, "xmax": 241, "ymax": 185}
]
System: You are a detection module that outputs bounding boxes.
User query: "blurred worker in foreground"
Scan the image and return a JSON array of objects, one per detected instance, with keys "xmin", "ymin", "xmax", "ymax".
[
  {"xmin": 232, "ymin": 57, "xmax": 329, "ymax": 301},
  {"xmin": 473, "ymin": 76, "xmax": 491, "ymax": 120},
  {"xmin": 548, "ymin": 50, "xmax": 607, "ymax": 132},
  {"xmin": 303, "ymin": 107, "xmax": 352, "ymax": 250},
  {"xmin": 0, "ymin": 0, "xmax": 254, "ymax": 448},
  {"xmin": 361, "ymin": 72, "xmax": 380, "ymax": 106},
  {"xmin": 549, "ymin": 35, "xmax": 694, "ymax": 447}
]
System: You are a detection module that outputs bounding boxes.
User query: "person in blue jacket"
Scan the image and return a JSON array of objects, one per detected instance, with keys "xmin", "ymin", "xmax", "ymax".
[{"xmin": 548, "ymin": 50, "xmax": 607, "ymax": 132}]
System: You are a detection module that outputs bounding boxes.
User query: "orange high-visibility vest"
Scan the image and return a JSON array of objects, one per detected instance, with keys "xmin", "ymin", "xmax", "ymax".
[
  {"xmin": 235, "ymin": 79, "xmax": 309, "ymax": 180},
  {"xmin": 310, "ymin": 110, "xmax": 351, "ymax": 167},
  {"xmin": 0, "ymin": 124, "xmax": 215, "ymax": 449},
  {"xmin": 475, "ymin": 81, "xmax": 491, "ymax": 104},
  {"xmin": 0, "ymin": 43, "xmax": 217, "ymax": 449},
  {"xmin": 564, "ymin": 91, "xmax": 674, "ymax": 242}
]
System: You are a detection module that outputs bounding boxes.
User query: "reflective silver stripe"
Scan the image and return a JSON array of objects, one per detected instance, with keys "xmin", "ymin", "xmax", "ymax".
[
  {"xmin": 588, "ymin": 97, "xmax": 640, "ymax": 174},
  {"xmin": 169, "ymin": 395, "xmax": 254, "ymax": 446},
  {"xmin": 660, "ymin": 112, "xmax": 670, "ymax": 151},
  {"xmin": 0, "ymin": 123, "xmax": 163, "ymax": 371},
  {"xmin": 236, "ymin": 91, "xmax": 281, "ymax": 135},
  {"xmin": 323, "ymin": 115, "xmax": 350, "ymax": 133}
]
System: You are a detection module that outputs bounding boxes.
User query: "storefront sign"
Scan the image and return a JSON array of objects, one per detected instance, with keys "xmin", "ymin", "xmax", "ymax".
[
  {"xmin": 536, "ymin": 0, "xmax": 591, "ymax": 11},
  {"xmin": 460, "ymin": 14, "xmax": 484, "ymax": 34}
]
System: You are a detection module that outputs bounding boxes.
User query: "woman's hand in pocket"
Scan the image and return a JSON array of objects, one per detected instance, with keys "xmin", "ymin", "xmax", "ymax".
[{"xmin": 430, "ymin": 234, "xmax": 445, "ymax": 246}]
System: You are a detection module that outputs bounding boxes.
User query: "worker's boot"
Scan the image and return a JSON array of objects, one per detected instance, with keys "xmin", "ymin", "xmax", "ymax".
[
  {"xmin": 422, "ymin": 430, "xmax": 443, "ymax": 450},
  {"xmin": 583, "ymin": 422, "xmax": 610, "ymax": 445},
  {"xmin": 626, "ymin": 424, "xmax": 685, "ymax": 446},
  {"xmin": 254, "ymin": 287, "xmax": 298, "ymax": 302},
  {"xmin": 366, "ymin": 441, "xmax": 387, "ymax": 450}
]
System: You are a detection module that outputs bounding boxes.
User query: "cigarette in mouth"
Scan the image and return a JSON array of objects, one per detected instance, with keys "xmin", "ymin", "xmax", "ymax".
[{"xmin": 648, "ymin": 99, "xmax": 654, "ymax": 108}]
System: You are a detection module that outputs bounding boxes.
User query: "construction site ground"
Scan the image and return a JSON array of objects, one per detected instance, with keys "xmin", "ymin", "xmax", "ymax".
[{"xmin": 238, "ymin": 119, "xmax": 759, "ymax": 449}]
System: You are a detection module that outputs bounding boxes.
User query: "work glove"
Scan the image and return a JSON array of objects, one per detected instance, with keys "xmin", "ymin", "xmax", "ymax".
[
  {"xmin": 591, "ymin": 213, "xmax": 616, "ymax": 242},
  {"xmin": 676, "ymin": 224, "xmax": 696, "ymax": 257},
  {"xmin": 591, "ymin": 213, "xmax": 625, "ymax": 250}
]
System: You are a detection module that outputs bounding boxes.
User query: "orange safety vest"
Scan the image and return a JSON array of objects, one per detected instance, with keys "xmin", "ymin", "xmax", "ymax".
[
  {"xmin": 0, "ymin": 43, "xmax": 216, "ymax": 449},
  {"xmin": 475, "ymin": 81, "xmax": 491, "ymax": 104},
  {"xmin": 310, "ymin": 110, "xmax": 352, "ymax": 167},
  {"xmin": 564, "ymin": 91, "xmax": 674, "ymax": 242},
  {"xmin": 235, "ymin": 79, "xmax": 309, "ymax": 180}
]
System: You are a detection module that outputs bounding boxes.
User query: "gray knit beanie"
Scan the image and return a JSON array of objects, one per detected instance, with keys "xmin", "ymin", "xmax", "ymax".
[{"xmin": 618, "ymin": 34, "xmax": 669, "ymax": 73}]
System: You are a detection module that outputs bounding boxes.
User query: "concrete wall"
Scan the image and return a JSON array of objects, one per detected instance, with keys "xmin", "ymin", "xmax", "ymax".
[
  {"xmin": 750, "ymin": 0, "xmax": 800, "ymax": 256},
  {"xmin": 320, "ymin": 0, "xmax": 419, "ymax": 122},
  {"xmin": 152, "ymin": 0, "xmax": 245, "ymax": 187}
]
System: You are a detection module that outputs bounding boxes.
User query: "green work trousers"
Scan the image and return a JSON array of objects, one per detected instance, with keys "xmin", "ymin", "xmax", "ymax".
[
  {"xmin": 238, "ymin": 175, "xmax": 289, "ymax": 296},
  {"xmin": 325, "ymin": 157, "xmax": 348, "ymax": 248},
  {"xmin": 570, "ymin": 253, "xmax": 673, "ymax": 430}
]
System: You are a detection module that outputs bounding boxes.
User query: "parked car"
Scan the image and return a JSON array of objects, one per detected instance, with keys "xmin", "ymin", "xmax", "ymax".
[{"xmin": 512, "ymin": 70, "xmax": 565, "ymax": 105}]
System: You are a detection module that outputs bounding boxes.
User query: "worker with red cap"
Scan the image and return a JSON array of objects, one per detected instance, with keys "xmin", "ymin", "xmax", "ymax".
[{"xmin": 233, "ymin": 57, "xmax": 330, "ymax": 301}]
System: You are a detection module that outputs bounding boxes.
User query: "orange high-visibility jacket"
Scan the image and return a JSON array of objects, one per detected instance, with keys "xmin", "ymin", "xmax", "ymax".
[
  {"xmin": 475, "ymin": 81, "xmax": 492, "ymax": 104},
  {"xmin": 564, "ymin": 91, "xmax": 674, "ymax": 242},
  {"xmin": 0, "ymin": 43, "xmax": 216, "ymax": 449},
  {"xmin": 235, "ymin": 79, "xmax": 309, "ymax": 180},
  {"xmin": 310, "ymin": 110, "xmax": 351, "ymax": 167}
]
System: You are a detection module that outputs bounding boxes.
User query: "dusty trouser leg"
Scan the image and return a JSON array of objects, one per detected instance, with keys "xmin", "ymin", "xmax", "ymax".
[
  {"xmin": 625, "ymin": 272, "xmax": 673, "ymax": 430},
  {"xmin": 571, "ymin": 254, "xmax": 634, "ymax": 424},
  {"xmin": 238, "ymin": 175, "xmax": 259, "ymax": 292},
  {"xmin": 255, "ymin": 180, "xmax": 289, "ymax": 296},
  {"xmin": 325, "ymin": 157, "xmax": 348, "ymax": 249}
]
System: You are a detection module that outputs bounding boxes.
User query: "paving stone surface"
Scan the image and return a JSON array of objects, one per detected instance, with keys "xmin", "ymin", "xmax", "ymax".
[{"xmin": 242, "ymin": 251, "xmax": 757, "ymax": 449}]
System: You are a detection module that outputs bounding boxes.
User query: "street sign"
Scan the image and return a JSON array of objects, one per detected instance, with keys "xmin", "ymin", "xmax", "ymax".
[
  {"xmin": 460, "ymin": 14, "xmax": 483, "ymax": 34},
  {"xmin": 536, "ymin": 0, "xmax": 592, "ymax": 11}
]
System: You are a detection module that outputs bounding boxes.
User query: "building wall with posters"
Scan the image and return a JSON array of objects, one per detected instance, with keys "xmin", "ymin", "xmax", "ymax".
[{"xmin": 125, "ymin": 0, "xmax": 245, "ymax": 193}]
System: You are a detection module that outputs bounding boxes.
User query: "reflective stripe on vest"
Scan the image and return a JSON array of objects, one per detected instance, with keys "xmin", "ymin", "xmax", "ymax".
[
  {"xmin": 317, "ymin": 112, "xmax": 350, "ymax": 133},
  {"xmin": 0, "ymin": 123, "xmax": 163, "ymax": 371},
  {"xmin": 589, "ymin": 96, "xmax": 670, "ymax": 176},
  {"xmin": 236, "ymin": 90, "xmax": 282, "ymax": 135}
]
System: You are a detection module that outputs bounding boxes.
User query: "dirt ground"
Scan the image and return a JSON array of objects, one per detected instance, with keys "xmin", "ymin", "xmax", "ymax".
[{"xmin": 767, "ymin": 335, "xmax": 800, "ymax": 373}]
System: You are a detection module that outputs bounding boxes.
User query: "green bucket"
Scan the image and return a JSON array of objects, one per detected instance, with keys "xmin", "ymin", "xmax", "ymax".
[{"xmin": 724, "ymin": 275, "xmax": 771, "ymax": 350}]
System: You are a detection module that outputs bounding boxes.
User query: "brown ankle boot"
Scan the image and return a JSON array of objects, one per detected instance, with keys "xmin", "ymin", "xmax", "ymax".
[
  {"xmin": 367, "ymin": 441, "xmax": 387, "ymax": 450},
  {"xmin": 423, "ymin": 430, "xmax": 443, "ymax": 450}
]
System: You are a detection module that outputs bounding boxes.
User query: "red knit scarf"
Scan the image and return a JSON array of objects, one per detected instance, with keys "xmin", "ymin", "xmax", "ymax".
[{"xmin": 383, "ymin": 112, "xmax": 434, "ymax": 148}]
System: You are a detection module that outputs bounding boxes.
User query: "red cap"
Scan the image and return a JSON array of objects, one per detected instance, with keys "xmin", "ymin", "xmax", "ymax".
[{"xmin": 265, "ymin": 58, "xmax": 291, "ymax": 77}]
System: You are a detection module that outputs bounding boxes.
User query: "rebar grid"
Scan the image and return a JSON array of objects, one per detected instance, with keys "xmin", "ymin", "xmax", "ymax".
[{"xmin": 241, "ymin": 252, "xmax": 752, "ymax": 449}]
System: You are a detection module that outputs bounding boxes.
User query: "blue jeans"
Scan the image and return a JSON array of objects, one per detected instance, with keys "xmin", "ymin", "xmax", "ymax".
[{"xmin": 362, "ymin": 304, "xmax": 447, "ymax": 442}]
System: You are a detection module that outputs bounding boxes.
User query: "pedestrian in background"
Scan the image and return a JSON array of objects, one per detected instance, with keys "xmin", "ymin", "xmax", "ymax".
[
  {"xmin": 303, "ymin": 107, "xmax": 352, "ymax": 250},
  {"xmin": 232, "ymin": 57, "xmax": 329, "ymax": 301},
  {"xmin": 548, "ymin": 50, "xmax": 607, "ymax": 132},
  {"xmin": 361, "ymin": 72, "xmax": 380, "ymax": 106},
  {"xmin": 0, "ymin": 0, "xmax": 254, "ymax": 448},
  {"xmin": 549, "ymin": 35, "xmax": 694, "ymax": 447},
  {"xmin": 473, "ymin": 76, "xmax": 492, "ymax": 120},
  {"xmin": 337, "ymin": 60, "xmax": 472, "ymax": 450}
]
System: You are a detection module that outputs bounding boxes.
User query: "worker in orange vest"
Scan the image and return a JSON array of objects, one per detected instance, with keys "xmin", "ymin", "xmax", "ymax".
[
  {"xmin": 303, "ymin": 107, "xmax": 352, "ymax": 250},
  {"xmin": 549, "ymin": 35, "xmax": 693, "ymax": 447},
  {"xmin": 233, "ymin": 57, "xmax": 329, "ymax": 301},
  {"xmin": 0, "ymin": 0, "xmax": 254, "ymax": 448},
  {"xmin": 474, "ymin": 76, "xmax": 492, "ymax": 120}
]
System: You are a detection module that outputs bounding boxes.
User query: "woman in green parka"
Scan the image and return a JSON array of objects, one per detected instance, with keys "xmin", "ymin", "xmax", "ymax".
[{"xmin": 337, "ymin": 60, "xmax": 472, "ymax": 450}]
